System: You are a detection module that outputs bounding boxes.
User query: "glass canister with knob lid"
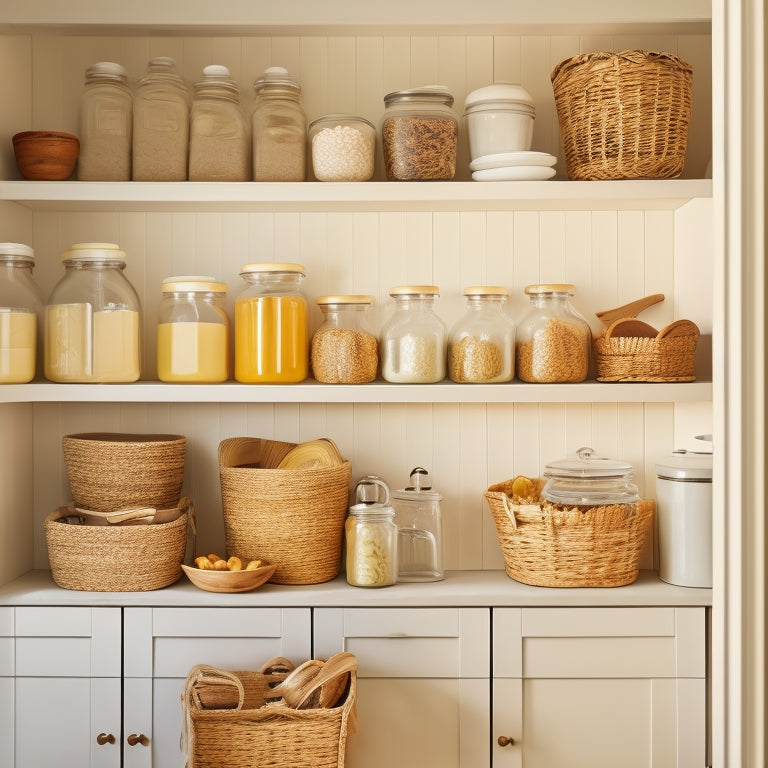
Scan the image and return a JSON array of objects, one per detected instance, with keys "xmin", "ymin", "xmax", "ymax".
[{"xmin": 516, "ymin": 283, "xmax": 591, "ymax": 383}]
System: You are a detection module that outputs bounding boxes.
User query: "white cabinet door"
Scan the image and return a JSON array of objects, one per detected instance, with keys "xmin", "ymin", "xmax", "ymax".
[
  {"xmin": 1, "ymin": 607, "xmax": 14, "ymax": 768},
  {"xmin": 123, "ymin": 606, "xmax": 312, "ymax": 768},
  {"xmin": 315, "ymin": 607, "xmax": 490, "ymax": 768},
  {"xmin": 492, "ymin": 607, "xmax": 707, "ymax": 768},
  {"xmin": 13, "ymin": 607, "xmax": 122, "ymax": 768}
]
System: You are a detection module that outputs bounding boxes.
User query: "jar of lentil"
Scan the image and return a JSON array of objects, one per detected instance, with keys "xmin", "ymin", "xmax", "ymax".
[
  {"xmin": 380, "ymin": 286, "xmax": 446, "ymax": 383},
  {"xmin": 381, "ymin": 86, "xmax": 458, "ymax": 180},
  {"xmin": 308, "ymin": 114, "xmax": 376, "ymax": 181},
  {"xmin": 132, "ymin": 56, "xmax": 190, "ymax": 181},
  {"xmin": 157, "ymin": 276, "xmax": 230, "ymax": 383},
  {"xmin": 516, "ymin": 283, "xmax": 591, "ymax": 383},
  {"xmin": 44, "ymin": 243, "xmax": 141, "ymax": 383},
  {"xmin": 448, "ymin": 286, "xmax": 515, "ymax": 383},
  {"xmin": 0, "ymin": 242, "xmax": 42, "ymax": 384},
  {"xmin": 189, "ymin": 65, "xmax": 249, "ymax": 181},
  {"xmin": 78, "ymin": 61, "xmax": 132, "ymax": 181},
  {"xmin": 251, "ymin": 66, "xmax": 307, "ymax": 182},
  {"xmin": 234, "ymin": 262, "xmax": 308, "ymax": 383},
  {"xmin": 311, "ymin": 295, "xmax": 378, "ymax": 383}
]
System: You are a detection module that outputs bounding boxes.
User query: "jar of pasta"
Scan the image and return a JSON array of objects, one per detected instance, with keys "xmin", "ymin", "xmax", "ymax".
[
  {"xmin": 516, "ymin": 283, "xmax": 591, "ymax": 383},
  {"xmin": 234, "ymin": 262, "xmax": 308, "ymax": 383},
  {"xmin": 44, "ymin": 243, "xmax": 140, "ymax": 383},
  {"xmin": 157, "ymin": 276, "xmax": 229, "ymax": 382}
]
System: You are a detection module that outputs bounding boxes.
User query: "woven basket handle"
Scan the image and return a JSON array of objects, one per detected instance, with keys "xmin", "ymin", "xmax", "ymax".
[
  {"xmin": 270, "ymin": 652, "xmax": 358, "ymax": 710},
  {"xmin": 499, "ymin": 493, "xmax": 518, "ymax": 531},
  {"xmin": 184, "ymin": 664, "xmax": 246, "ymax": 712},
  {"xmin": 596, "ymin": 293, "xmax": 665, "ymax": 327}
]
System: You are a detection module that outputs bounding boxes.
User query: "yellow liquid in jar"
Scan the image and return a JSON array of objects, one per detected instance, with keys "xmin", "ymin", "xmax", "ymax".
[
  {"xmin": 234, "ymin": 295, "xmax": 307, "ymax": 383},
  {"xmin": 0, "ymin": 310, "xmax": 36, "ymax": 383},
  {"xmin": 157, "ymin": 321, "xmax": 229, "ymax": 382}
]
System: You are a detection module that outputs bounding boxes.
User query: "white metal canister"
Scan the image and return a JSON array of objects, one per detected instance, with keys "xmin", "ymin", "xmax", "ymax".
[{"xmin": 655, "ymin": 448, "xmax": 713, "ymax": 588}]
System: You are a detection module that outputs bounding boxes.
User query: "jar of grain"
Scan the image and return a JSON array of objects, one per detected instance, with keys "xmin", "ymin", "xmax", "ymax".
[
  {"xmin": 251, "ymin": 66, "xmax": 307, "ymax": 181},
  {"xmin": 234, "ymin": 262, "xmax": 308, "ymax": 383},
  {"xmin": 132, "ymin": 56, "xmax": 190, "ymax": 181},
  {"xmin": 44, "ymin": 243, "xmax": 140, "ymax": 383},
  {"xmin": 381, "ymin": 86, "xmax": 458, "ymax": 180},
  {"xmin": 189, "ymin": 65, "xmax": 249, "ymax": 181},
  {"xmin": 448, "ymin": 286, "xmax": 515, "ymax": 383},
  {"xmin": 0, "ymin": 242, "xmax": 42, "ymax": 384},
  {"xmin": 380, "ymin": 286, "xmax": 446, "ymax": 383},
  {"xmin": 78, "ymin": 62, "xmax": 132, "ymax": 181},
  {"xmin": 308, "ymin": 114, "xmax": 376, "ymax": 181},
  {"xmin": 311, "ymin": 295, "xmax": 378, "ymax": 384},
  {"xmin": 516, "ymin": 283, "xmax": 591, "ymax": 383},
  {"xmin": 157, "ymin": 276, "xmax": 230, "ymax": 383}
]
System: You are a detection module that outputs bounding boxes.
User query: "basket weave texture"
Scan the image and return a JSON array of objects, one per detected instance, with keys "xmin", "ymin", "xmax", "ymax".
[
  {"xmin": 45, "ymin": 504, "xmax": 188, "ymax": 591},
  {"xmin": 551, "ymin": 49, "xmax": 693, "ymax": 180},
  {"xmin": 218, "ymin": 437, "xmax": 351, "ymax": 585},
  {"xmin": 485, "ymin": 478, "xmax": 654, "ymax": 587}
]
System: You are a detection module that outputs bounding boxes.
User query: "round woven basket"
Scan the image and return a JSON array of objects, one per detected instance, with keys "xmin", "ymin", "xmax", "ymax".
[
  {"xmin": 551, "ymin": 49, "xmax": 693, "ymax": 180},
  {"xmin": 45, "ymin": 505, "xmax": 188, "ymax": 591},
  {"xmin": 594, "ymin": 332, "xmax": 699, "ymax": 382},
  {"xmin": 63, "ymin": 432, "xmax": 186, "ymax": 512},
  {"xmin": 218, "ymin": 437, "xmax": 352, "ymax": 585}
]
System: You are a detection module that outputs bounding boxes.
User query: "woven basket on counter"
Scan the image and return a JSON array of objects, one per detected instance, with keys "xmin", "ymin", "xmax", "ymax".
[
  {"xmin": 551, "ymin": 49, "xmax": 693, "ymax": 180},
  {"xmin": 484, "ymin": 478, "xmax": 654, "ymax": 588},
  {"xmin": 218, "ymin": 437, "xmax": 351, "ymax": 585}
]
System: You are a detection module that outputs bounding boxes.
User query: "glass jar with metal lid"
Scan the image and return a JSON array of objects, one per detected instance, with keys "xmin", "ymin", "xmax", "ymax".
[
  {"xmin": 44, "ymin": 242, "xmax": 140, "ymax": 383},
  {"xmin": 308, "ymin": 114, "xmax": 376, "ymax": 181},
  {"xmin": 0, "ymin": 242, "xmax": 42, "ymax": 383},
  {"xmin": 311, "ymin": 295, "xmax": 378, "ymax": 384},
  {"xmin": 251, "ymin": 66, "xmax": 307, "ymax": 181},
  {"xmin": 189, "ymin": 65, "xmax": 249, "ymax": 181},
  {"xmin": 234, "ymin": 262, "xmax": 308, "ymax": 383},
  {"xmin": 381, "ymin": 86, "xmax": 458, "ymax": 180},
  {"xmin": 380, "ymin": 285, "xmax": 446, "ymax": 383},
  {"xmin": 516, "ymin": 283, "xmax": 591, "ymax": 383},
  {"xmin": 157, "ymin": 275, "xmax": 230, "ymax": 383},
  {"xmin": 448, "ymin": 285, "xmax": 515, "ymax": 383}
]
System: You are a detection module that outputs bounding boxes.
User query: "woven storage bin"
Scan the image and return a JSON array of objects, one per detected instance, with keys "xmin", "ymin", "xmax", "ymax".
[
  {"xmin": 551, "ymin": 49, "xmax": 693, "ymax": 180},
  {"xmin": 182, "ymin": 653, "xmax": 357, "ymax": 768},
  {"xmin": 218, "ymin": 437, "xmax": 352, "ymax": 585},
  {"xmin": 45, "ymin": 502, "xmax": 188, "ymax": 591},
  {"xmin": 485, "ymin": 478, "xmax": 654, "ymax": 587},
  {"xmin": 63, "ymin": 432, "xmax": 186, "ymax": 512}
]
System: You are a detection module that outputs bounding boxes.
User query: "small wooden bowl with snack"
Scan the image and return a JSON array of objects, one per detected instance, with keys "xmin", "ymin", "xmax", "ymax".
[{"xmin": 182, "ymin": 553, "xmax": 276, "ymax": 593}]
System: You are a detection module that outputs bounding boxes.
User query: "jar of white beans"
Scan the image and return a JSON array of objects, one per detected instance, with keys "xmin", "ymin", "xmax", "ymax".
[{"xmin": 308, "ymin": 114, "xmax": 376, "ymax": 181}]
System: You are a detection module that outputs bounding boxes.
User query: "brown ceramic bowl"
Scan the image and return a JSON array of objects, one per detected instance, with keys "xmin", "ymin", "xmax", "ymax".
[{"xmin": 12, "ymin": 130, "xmax": 79, "ymax": 180}]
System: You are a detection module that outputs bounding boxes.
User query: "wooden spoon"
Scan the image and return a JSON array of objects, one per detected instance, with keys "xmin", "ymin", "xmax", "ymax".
[
  {"xmin": 604, "ymin": 317, "xmax": 659, "ymax": 338},
  {"xmin": 595, "ymin": 293, "xmax": 665, "ymax": 326},
  {"xmin": 656, "ymin": 318, "xmax": 699, "ymax": 338}
]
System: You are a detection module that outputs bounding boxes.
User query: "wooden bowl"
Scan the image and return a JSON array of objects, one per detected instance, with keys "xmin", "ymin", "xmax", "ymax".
[
  {"xmin": 181, "ymin": 561, "xmax": 276, "ymax": 593},
  {"xmin": 12, "ymin": 130, "xmax": 79, "ymax": 180}
]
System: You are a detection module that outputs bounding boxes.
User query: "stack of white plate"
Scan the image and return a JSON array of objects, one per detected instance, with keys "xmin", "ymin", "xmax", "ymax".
[{"xmin": 470, "ymin": 151, "xmax": 558, "ymax": 181}]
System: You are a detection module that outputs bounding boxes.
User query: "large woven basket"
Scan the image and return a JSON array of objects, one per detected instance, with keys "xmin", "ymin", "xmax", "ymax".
[
  {"xmin": 218, "ymin": 437, "xmax": 351, "ymax": 585},
  {"xmin": 63, "ymin": 432, "xmax": 186, "ymax": 512},
  {"xmin": 45, "ymin": 502, "xmax": 189, "ymax": 591},
  {"xmin": 485, "ymin": 478, "xmax": 654, "ymax": 587},
  {"xmin": 551, "ymin": 49, "xmax": 693, "ymax": 180}
]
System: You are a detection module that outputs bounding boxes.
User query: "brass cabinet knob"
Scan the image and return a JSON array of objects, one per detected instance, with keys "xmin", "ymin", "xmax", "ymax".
[
  {"xmin": 127, "ymin": 733, "xmax": 150, "ymax": 747},
  {"xmin": 96, "ymin": 733, "xmax": 115, "ymax": 745},
  {"xmin": 497, "ymin": 735, "xmax": 515, "ymax": 747}
]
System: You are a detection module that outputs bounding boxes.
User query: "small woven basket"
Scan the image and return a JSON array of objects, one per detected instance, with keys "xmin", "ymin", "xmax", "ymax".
[
  {"xmin": 551, "ymin": 49, "xmax": 693, "ymax": 180},
  {"xmin": 45, "ymin": 502, "xmax": 189, "ymax": 591},
  {"xmin": 63, "ymin": 432, "xmax": 186, "ymax": 512},
  {"xmin": 485, "ymin": 478, "xmax": 654, "ymax": 587},
  {"xmin": 218, "ymin": 437, "xmax": 352, "ymax": 585}
]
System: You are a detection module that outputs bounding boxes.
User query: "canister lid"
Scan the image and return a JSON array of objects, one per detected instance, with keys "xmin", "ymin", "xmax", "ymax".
[
  {"xmin": 524, "ymin": 283, "xmax": 575, "ymax": 295},
  {"xmin": 316, "ymin": 295, "xmax": 373, "ymax": 306},
  {"xmin": 384, "ymin": 85, "xmax": 454, "ymax": 108},
  {"xmin": 61, "ymin": 242, "xmax": 126, "ymax": 262},
  {"xmin": 308, "ymin": 114, "xmax": 375, "ymax": 132},
  {"xmin": 390, "ymin": 285, "xmax": 440, "ymax": 297},
  {"xmin": 464, "ymin": 83, "xmax": 535, "ymax": 112},
  {"xmin": 392, "ymin": 467, "xmax": 443, "ymax": 502},
  {"xmin": 162, "ymin": 275, "xmax": 226, "ymax": 293},
  {"xmin": 463, "ymin": 285, "xmax": 509, "ymax": 297},
  {"xmin": 85, "ymin": 61, "xmax": 128, "ymax": 82},
  {"xmin": 253, "ymin": 65, "xmax": 300, "ymax": 93},
  {"xmin": 656, "ymin": 450, "xmax": 713, "ymax": 481},
  {"xmin": 0, "ymin": 242, "xmax": 34, "ymax": 263},
  {"xmin": 240, "ymin": 262, "xmax": 305, "ymax": 275}
]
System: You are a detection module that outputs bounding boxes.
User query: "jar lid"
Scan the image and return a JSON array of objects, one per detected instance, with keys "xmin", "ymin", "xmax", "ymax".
[
  {"xmin": 308, "ymin": 114, "xmax": 375, "ymax": 131},
  {"xmin": 348, "ymin": 502, "xmax": 395, "ymax": 518},
  {"xmin": 61, "ymin": 242, "xmax": 126, "ymax": 262},
  {"xmin": 656, "ymin": 450, "xmax": 713, "ymax": 481},
  {"xmin": 85, "ymin": 61, "xmax": 128, "ymax": 82},
  {"xmin": 524, "ymin": 283, "xmax": 575, "ymax": 295},
  {"xmin": 392, "ymin": 466, "xmax": 443, "ymax": 502},
  {"xmin": 390, "ymin": 285, "xmax": 439, "ymax": 297},
  {"xmin": 253, "ymin": 65, "xmax": 300, "ymax": 93},
  {"xmin": 162, "ymin": 275, "xmax": 226, "ymax": 293},
  {"xmin": 316, "ymin": 295, "xmax": 373, "ymax": 306},
  {"xmin": 464, "ymin": 83, "xmax": 535, "ymax": 111},
  {"xmin": 0, "ymin": 242, "xmax": 34, "ymax": 263},
  {"xmin": 383, "ymin": 85, "xmax": 454, "ymax": 108},
  {"xmin": 463, "ymin": 285, "xmax": 509, "ymax": 297}
]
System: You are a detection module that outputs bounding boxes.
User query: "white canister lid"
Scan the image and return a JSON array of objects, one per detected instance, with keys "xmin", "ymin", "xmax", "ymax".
[
  {"xmin": 656, "ymin": 450, "xmax": 713, "ymax": 481},
  {"xmin": 464, "ymin": 83, "xmax": 535, "ymax": 112}
]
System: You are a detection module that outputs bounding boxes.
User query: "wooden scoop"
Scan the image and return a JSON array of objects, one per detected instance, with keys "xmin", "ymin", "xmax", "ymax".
[
  {"xmin": 70, "ymin": 502, "xmax": 185, "ymax": 525},
  {"xmin": 604, "ymin": 317, "xmax": 659, "ymax": 338},
  {"xmin": 656, "ymin": 318, "xmax": 700, "ymax": 339},
  {"xmin": 596, "ymin": 294, "xmax": 665, "ymax": 327}
]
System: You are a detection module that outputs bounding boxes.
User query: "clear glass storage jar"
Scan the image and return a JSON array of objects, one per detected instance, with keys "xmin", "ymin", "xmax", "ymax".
[
  {"xmin": 44, "ymin": 242, "xmax": 140, "ymax": 383},
  {"xmin": 516, "ymin": 283, "xmax": 591, "ymax": 383},
  {"xmin": 234, "ymin": 262, "xmax": 308, "ymax": 383},
  {"xmin": 380, "ymin": 285, "xmax": 446, "ymax": 383},
  {"xmin": 308, "ymin": 114, "xmax": 376, "ymax": 181},
  {"xmin": 189, "ymin": 65, "xmax": 249, "ymax": 181},
  {"xmin": 311, "ymin": 295, "xmax": 378, "ymax": 384},
  {"xmin": 132, "ymin": 56, "xmax": 190, "ymax": 181},
  {"xmin": 78, "ymin": 61, "xmax": 132, "ymax": 181},
  {"xmin": 448, "ymin": 285, "xmax": 515, "ymax": 383},
  {"xmin": 0, "ymin": 242, "xmax": 42, "ymax": 384},
  {"xmin": 381, "ymin": 86, "xmax": 458, "ymax": 180},
  {"xmin": 251, "ymin": 66, "xmax": 307, "ymax": 182},
  {"xmin": 157, "ymin": 275, "xmax": 230, "ymax": 383}
]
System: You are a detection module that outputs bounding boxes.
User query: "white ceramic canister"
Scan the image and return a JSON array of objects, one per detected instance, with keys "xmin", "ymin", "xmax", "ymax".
[
  {"xmin": 463, "ymin": 83, "xmax": 536, "ymax": 162},
  {"xmin": 655, "ymin": 447, "xmax": 713, "ymax": 588}
]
